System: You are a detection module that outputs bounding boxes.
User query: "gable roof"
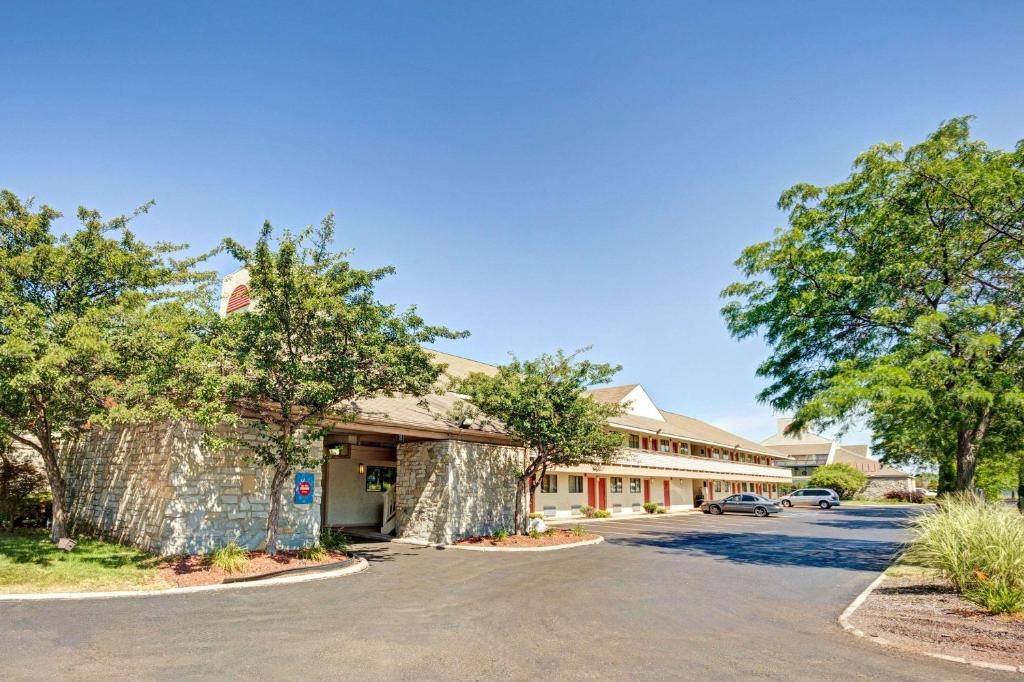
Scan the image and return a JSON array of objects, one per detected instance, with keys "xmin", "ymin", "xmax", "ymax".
[{"xmin": 587, "ymin": 384, "xmax": 641, "ymax": 405}]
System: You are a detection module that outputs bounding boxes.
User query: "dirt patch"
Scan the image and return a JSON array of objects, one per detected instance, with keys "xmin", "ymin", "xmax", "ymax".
[
  {"xmin": 154, "ymin": 550, "xmax": 349, "ymax": 588},
  {"xmin": 849, "ymin": 573, "xmax": 1024, "ymax": 668},
  {"xmin": 455, "ymin": 529, "xmax": 600, "ymax": 548}
]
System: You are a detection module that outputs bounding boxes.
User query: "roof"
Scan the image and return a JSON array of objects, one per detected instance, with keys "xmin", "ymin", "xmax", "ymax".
[
  {"xmin": 599, "ymin": 409, "xmax": 788, "ymax": 460},
  {"xmin": 425, "ymin": 349, "xmax": 498, "ymax": 380},
  {"xmin": 868, "ymin": 465, "xmax": 914, "ymax": 479},
  {"xmin": 338, "ymin": 391, "xmax": 505, "ymax": 436},
  {"xmin": 586, "ymin": 384, "xmax": 640, "ymax": 404},
  {"xmin": 751, "ymin": 442, "xmax": 830, "ymax": 457}
]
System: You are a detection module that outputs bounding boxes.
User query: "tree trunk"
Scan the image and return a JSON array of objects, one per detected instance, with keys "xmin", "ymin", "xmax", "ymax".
[
  {"xmin": 955, "ymin": 412, "xmax": 990, "ymax": 492},
  {"xmin": 265, "ymin": 458, "xmax": 290, "ymax": 556},
  {"xmin": 513, "ymin": 476, "xmax": 528, "ymax": 535},
  {"xmin": 37, "ymin": 443, "xmax": 68, "ymax": 543}
]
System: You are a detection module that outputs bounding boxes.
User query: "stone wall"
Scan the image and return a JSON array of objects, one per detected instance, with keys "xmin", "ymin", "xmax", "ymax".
[
  {"xmin": 395, "ymin": 439, "xmax": 523, "ymax": 544},
  {"xmin": 64, "ymin": 420, "xmax": 322, "ymax": 555},
  {"xmin": 862, "ymin": 476, "xmax": 914, "ymax": 499}
]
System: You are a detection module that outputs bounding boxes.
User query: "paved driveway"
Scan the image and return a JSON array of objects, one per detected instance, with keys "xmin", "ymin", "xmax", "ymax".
[{"xmin": 0, "ymin": 506, "xmax": 1012, "ymax": 681}]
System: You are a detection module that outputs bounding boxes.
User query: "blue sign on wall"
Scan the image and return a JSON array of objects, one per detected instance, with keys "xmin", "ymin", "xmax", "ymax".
[{"xmin": 294, "ymin": 472, "xmax": 315, "ymax": 505}]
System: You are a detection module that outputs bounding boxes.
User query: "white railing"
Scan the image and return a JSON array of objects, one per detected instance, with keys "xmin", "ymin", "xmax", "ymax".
[{"xmin": 381, "ymin": 486, "xmax": 397, "ymax": 535}]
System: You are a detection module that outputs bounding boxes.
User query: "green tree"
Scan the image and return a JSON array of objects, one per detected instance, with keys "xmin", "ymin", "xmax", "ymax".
[
  {"xmin": 0, "ymin": 438, "xmax": 48, "ymax": 531},
  {"xmin": 0, "ymin": 191, "xmax": 216, "ymax": 541},
  {"xmin": 451, "ymin": 349, "xmax": 626, "ymax": 535},
  {"xmin": 215, "ymin": 216, "xmax": 465, "ymax": 555},
  {"xmin": 722, "ymin": 118, "xmax": 1024, "ymax": 491},
  {"xmin": 806, "ymin": 463, "xmax": 867, "ymax": 499}
]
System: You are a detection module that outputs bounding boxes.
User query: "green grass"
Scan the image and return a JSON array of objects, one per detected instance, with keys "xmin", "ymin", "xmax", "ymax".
[{"xmin": 0, "ymin": 529, "xmax": 168, "ymax": 593}]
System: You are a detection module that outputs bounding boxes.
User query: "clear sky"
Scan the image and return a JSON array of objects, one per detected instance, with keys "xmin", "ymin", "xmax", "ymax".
[{"xmin": 3, "ymin": 2, "xmax": 1023, "ymax": 445}]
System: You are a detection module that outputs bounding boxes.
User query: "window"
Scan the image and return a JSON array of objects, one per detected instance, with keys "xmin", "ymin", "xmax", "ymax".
[
  {"xmin": 610, "ymin": 477, "xmax": 623, "ymax": 493},
  {"xmin": 628, "ymin": 434, "xmax": 640, "ymax": 449},
  {"xmin": 725, "ymin": 495, "xmax": 740, "ymax": 502},
  {"xmin": 568, "ymin": 475, "xmax": 584, "ymax": 494},
  {"xmin": 365, "ymin": 466, "xmax": 397, "ymax": 492},
  {"xmin": 714, "ymin": 481, "xmax": 722, "ymax": 493},
  {"xmin": 741, "ymin": 494, "xmax": 757, "ymax": 502},
  {"xmin": 659, "ymin": 439, "xmax": 671, "ymax": 453},
  {"xmin": 700, "ymin": 448, "xmax": 706, "ymax": 456},
  {"xmin": 541, "ymin": 474, "xmax": 557, "ymax": 493},
  {"xmin": 630, "ymin": 478, "xmax": 641, "ymax": 493},
  {"xmin": 679, "ymin": 443, "xmax": 689, "ymax": 456}
]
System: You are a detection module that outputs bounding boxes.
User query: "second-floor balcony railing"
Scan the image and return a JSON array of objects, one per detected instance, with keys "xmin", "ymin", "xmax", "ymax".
[{"xmin": 604, "ymin": 447, "xmax": 793, "ymax": 480}]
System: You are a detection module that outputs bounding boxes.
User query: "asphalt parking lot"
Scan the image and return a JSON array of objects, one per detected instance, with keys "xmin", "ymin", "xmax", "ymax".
[{"xmin": 0, "ymin": 506, "xmax": 1013, "ymax": 681}]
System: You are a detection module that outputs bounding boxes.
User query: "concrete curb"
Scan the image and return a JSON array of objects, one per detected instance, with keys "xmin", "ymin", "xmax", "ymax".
[
  {"xmin": 0, "ymin": 556, "xmax": 368, "ymax": 602},
  {"xmin": 838, "ymin": 571, "xmax": 1024, "ymax": 675},
  {"xmin": 445, "ymin": 536, "xmax": 604, "ymax": 552}
]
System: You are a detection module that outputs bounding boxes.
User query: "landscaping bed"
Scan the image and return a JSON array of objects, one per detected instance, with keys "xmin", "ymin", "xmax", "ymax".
[
  {"xmin": 155, "ymin": 549, "xmax": 349, "ymax": 588},
  {"xmin": 849, "ymin": 572, "xmax": 1024, "ymax": 668},
  {"xmin": 455, "ymin": 528, "xmax": 600, "ymax": 548}
]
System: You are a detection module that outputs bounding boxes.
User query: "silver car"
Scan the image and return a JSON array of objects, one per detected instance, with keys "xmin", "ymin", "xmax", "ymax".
[
  {"xmin": 780, "ymin": 488, "xmax": 840, "ymax": 509},
  {"xmin": 701, "ymin": 494, "xmax": 782, "ymax": 517}
]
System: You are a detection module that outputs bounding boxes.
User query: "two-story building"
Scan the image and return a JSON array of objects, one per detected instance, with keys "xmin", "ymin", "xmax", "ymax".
[{"xmin": 534, "ymin": 384, "xmax": 792, "ymax": 518}]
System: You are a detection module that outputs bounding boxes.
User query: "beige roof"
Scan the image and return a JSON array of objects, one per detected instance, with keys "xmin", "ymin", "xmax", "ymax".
[
  {"xmin": 869, "ymin": 465, "xmax": 914, "ymax": 479},
  {"xmin": 425, "ymin": 349, "xmax": 498, "ymax": 380},
  {"xmin": 841, "ymin": 444, "xmax": 870, "ymax": 457},
  {"xmin": 586, "ymin": 384, "xmax": 640, "ymax": 404},
  {"xmin": 768, "ymin": 443, "xmax": 833, "ymax": 456},
  {"xmin": 602, "ymin": 411, "xmax": 788, "ymax": 460}
]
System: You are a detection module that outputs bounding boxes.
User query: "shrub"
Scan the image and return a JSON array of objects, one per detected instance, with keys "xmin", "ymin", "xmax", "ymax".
[
  {"xmin": 210, "ymin": 542, "xmax": 250, "ymax": 573},
  {"xmin": 528, "ymin": 529, "xmax": 541, "ymax": 539},
  {"xmin": 544, "ymin": 527, "xmax": 556, "ymax": 536},
  {"xmin": 807, "ymin": 463, "xmax": 867, "ymax": 499},
  {"xmin": 320, "ymin": 528, "xmax": 350, "ymax": 552},
  {"xmin": 571, "ymin": 524, "xmax": 586, "ymax": 537},
  {"xmin": 493, "ymin": 529, "xmax": 509, "ymax": 541},
  {"xmin": 884, "ymin": 489, "xmax": 925, "ymax": 503},
  {"xmin": 593, "ymin": 509, "xmax": 611, "ymax": 518},
  {"xmin": 529, "ymin": 512, "xmax": 544, "ymax": 519},
  {"xmin": 0, "ymin": 450, "xmax": 49, "ymax": 531},
  {"xmin": 642, "ymin": 502, "xmax": 659, "ymax": 514},
  {"xmin": 579, "ymin": 505, "xmax": 596, "ymax": 518},
  {"xmin": 297, "ymin": 545, "xmax": 329, "ymax": 561},
  {"xmin": 908, "ymin": 493, "xmax": 1024, "ymax": 614},
  {"xmin": 655, "ymin": 507, "xmax": 667, "ymax": 514}
]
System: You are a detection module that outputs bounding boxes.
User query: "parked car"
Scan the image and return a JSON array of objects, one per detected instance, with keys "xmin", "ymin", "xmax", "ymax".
[
  {"xmin": 915, "ymin": 487, "xmax": 938, "ymax": 498},
  {"xmin": 701, "ymin": 494, "xmax": 782, "ymax": 517},
  {"xmin": 779, "ymin": 488, "xmax": 840, "ymax": 509}
]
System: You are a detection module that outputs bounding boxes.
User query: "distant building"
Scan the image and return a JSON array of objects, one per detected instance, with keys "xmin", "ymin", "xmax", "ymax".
[{"xmin": 762, "ymin": 418, "xmax": 914, "ymax": 497}]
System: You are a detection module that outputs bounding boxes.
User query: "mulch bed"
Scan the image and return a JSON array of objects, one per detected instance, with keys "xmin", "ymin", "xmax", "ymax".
[
  {"xmin": 455, "ymin": 529, "xmax": 600, "ymax": 548},
  {"xmin": 154, "ymin": 549, "xmax": 349, "ymax": 588},
  {"xmin": 849, "ymin": 573, "xmax": 1024, "ymax": 668}
]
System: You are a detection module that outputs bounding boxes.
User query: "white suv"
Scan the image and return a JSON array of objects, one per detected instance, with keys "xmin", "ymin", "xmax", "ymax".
[{"xmin": 780, "ymin": 488, "xmax": 840, "ymax": 509}]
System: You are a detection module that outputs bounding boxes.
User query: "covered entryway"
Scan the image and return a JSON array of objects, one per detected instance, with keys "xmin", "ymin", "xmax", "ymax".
[{"xmin": 322, "ymin": 432, "xmax": 400, "ymax": 538}]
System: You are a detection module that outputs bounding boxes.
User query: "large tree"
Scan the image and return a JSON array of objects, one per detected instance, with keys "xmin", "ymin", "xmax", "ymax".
[
  {"xmin": 722, "ymin": 118, "xmax": 1024, "ymax": 491},
  {"xmin": 0, "ymin": 191, "xmax": 216, "ymax": 541},
  {"xmin": 216, "ymin": 216, "xmax": 465, "ymax": 555},
  {"xmin": 451, "ymin": 349, "xmax": 626, "ymax": 535}
]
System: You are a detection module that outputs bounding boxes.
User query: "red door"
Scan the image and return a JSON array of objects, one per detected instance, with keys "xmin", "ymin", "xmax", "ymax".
[
  {"xmin": 663, "ymin": 480, "xmax": 671, "ymax": 508},
  {"xmin": 598, "ymin": 478, "xmax": 608, "ymax": 510},
  {"xmin": 643, "ymin": 479, "xmax": 651, "ymax": 503},
  {"xmin": 587, "ymin": 477, "xmax": 596, "ymax": 507}
]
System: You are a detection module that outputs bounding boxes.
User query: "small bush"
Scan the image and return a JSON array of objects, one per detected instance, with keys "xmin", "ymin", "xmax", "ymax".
[
  {"xmin": 571, "ymin": 525, "xmax": 586, "ymax": 537},
  {"xmin": 210, "ymin": 542, "xmax": 250, "ymax": 573},
  {"xmin": 655, "ymin": 507, "xmax": 667, "ymax": 514},
  {"xmin": 884, "ymin": 489, "xmax": 925, "ymax": 503},
  {"xmin": 579, "ymin": 505, "xmax": 596, "ymax": 518},
  {"xmin": 807, "ymin": 463, "xmax": 867, "ymax": 499},
  {"xmin": 642, "ymin": 502, "xmax": 659, "ymax": 514},
  {"xmin": 909, "ymin": 493, "xmax": 1024, "ymax": 614},
  {"xmin": 528, "ymin": 529, "xmax": 541, "ymax": 539},
  {"xmin": 529, "ymin": 512, "xmax": 544, "ymax": 519},
  {"xmin": 543, "ymin": 527, "xmax": 557, "ymax": 536},
  {"xmin": 593, "ymin": 509, "xmax": 611, "ymax": 519},
  {"xmin": 493, "ymin": 529, "xmax": 509, "ymax": 541},
  {"xmin": 297, "ymin": 545, "xmax": 329, "ymax": 561},
  {"xmin": 320, "ymin": 528, "xmax": 350, "ymax": 552}
]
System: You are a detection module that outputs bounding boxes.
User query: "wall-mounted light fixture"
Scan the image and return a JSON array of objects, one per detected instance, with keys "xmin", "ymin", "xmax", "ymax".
[{"xmin": 358, "ymin": 463, "xmax": 366, "ymax": 475}]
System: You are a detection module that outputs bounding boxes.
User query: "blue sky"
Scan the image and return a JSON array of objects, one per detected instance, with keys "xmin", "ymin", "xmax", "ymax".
[{"xmin": 3, "ymin": 2, "xmax": 1023, "ymax": 445}]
